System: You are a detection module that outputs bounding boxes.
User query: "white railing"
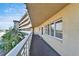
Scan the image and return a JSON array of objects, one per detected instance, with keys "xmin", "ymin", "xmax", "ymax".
[{"xmin": 6, "ymin": 32, "xmax": 32, "ymax": 56}]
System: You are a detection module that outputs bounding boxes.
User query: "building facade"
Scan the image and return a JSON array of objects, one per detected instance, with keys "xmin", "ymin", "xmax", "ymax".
[
  {"xmin": 32, "ymin": 4, "xmax": 79, "ymax": 56},
  {"xmin": 8, "ymin": 3, "xmax": 79, "ymax": 56},
  {"xmin": 13, "ymin": 20, "xmax": 19, "ymax": 29}
]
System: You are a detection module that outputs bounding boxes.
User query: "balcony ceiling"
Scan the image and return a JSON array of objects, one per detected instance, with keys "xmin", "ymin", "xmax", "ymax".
[{"xmin": 27, "ymin": 3, "xmax": 68, "ymax": 27}]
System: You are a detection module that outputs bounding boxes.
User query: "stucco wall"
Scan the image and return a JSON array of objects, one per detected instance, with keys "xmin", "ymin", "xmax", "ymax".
[{"xmin": 34, "ymin": 4, "xmax": 79, "ymax": 56}]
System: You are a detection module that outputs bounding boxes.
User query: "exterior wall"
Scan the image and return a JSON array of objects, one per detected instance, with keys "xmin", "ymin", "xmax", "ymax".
[
  {"xmin": 34, "ymin": 4, "xmax": 79, "ymax": 56},
  {"xmin": 13, "ymin": 21, "xmax": 19, "ymax": 29},
  {"xmin": 19, "ymin": 12, "xmax": 32, "ymax": 32}
]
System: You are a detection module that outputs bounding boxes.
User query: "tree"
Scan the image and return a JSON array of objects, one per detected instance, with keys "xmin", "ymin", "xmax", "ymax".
[{"xmin": 1, "ymin": 28, "xmax": 26, "ymax": 53}]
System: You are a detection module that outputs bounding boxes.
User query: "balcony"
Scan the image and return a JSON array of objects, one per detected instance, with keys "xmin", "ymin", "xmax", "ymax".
[
  {"xmin": 5, "ymin": 31, "xmax": 60, "ymax": 56},
  {"xmin": 0, "ymin": 3, "xmax": 65, "ymax": 56}
]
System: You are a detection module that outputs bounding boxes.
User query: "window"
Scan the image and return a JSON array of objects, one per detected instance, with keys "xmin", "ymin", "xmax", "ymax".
[
  {"xmin": 45, "ymin": 25, "xmax": 48, "ymax": 34},
  {"xmin": 39, "ymin": 28, "xmax": 40, "ymax": 31},
  {"xmin": 51, "ymin": 23, "xmax": 54, "ymax": 36},
  {"xmin": 41, "ymin": 27, "xmax": 43, "ymax": 35},
  {"xmin": 45, "ymin": 24, "xmax": 49, "ymax": 35},
  {"xmin": 55, "ymin": 20, "xmax": 63, "ymax": 39},
  {"xmin": 50, "ymin": 19, "xmax": 63, "ymax": 40},
  {"xmin": 48, "ymin": 24, "xmax": 49, "ymax": 35}
]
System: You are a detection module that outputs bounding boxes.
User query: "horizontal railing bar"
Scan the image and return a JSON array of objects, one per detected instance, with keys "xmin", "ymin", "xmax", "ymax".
[{"xmin": 6, "ymin": 32, "xmax": 32, "ymax": 56}]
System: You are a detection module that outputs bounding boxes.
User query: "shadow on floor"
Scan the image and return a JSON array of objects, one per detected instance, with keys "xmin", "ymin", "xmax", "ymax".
[{"xmin": 30, "ymin": 34, "xmax": 60, "ymax": 56}]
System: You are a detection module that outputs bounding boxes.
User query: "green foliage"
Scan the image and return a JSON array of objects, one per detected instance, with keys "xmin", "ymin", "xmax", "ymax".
[{"xmin": 1, "ymin": 28, "xmax": 26, "ymax": 52}]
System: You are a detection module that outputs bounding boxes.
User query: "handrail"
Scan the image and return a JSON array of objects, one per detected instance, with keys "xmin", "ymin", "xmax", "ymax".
[{"xmin": 6, "ymin": 32, "xmax": 32, "ymax": 56}]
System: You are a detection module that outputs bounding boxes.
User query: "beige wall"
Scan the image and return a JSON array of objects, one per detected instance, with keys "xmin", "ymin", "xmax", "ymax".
[{"xmin": 34, "ymin": 4, "xmax": 79, "ymax": 56}]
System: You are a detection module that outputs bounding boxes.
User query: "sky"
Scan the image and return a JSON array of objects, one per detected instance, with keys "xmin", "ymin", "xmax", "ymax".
[{"xmin": 0, "ymin": 3, "xmax": 27, "ymax": 30}]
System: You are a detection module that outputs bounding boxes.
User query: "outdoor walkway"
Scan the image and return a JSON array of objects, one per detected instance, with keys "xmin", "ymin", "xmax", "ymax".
[{"xmin": 30, "ymin": 34, "xmax": 60, "ymax": 56}]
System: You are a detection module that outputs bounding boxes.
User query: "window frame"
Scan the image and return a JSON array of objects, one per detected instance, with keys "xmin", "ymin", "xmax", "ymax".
[
  {"xmin": 50, "ymin": 23, "xmax": 55, "ymax": 37},
  {"xmin": 45, "ymin": 25, "xmax": 48, "ymax": 34},
  {"xmin": 48, "ymin": 24, "xmax": 50, "ymax": 35},
  {"xmin": 41, "ymin": 27, "xmax": 43, "ymax": 35},
  {"xmin": 50, "ymin": 18, "xmax": 63, "ymax": 40}
]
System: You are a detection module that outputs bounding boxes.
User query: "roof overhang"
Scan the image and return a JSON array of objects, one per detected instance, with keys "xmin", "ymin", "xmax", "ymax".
[{"xmin": 26, "ymin": 3, "xmax": 68, "ymax": 27}]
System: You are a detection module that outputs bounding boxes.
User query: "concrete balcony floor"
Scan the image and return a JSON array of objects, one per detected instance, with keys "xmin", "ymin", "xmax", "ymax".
[{"xmin": 30, "ymin": 34, "xmax": 60, "ymax": 56}]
